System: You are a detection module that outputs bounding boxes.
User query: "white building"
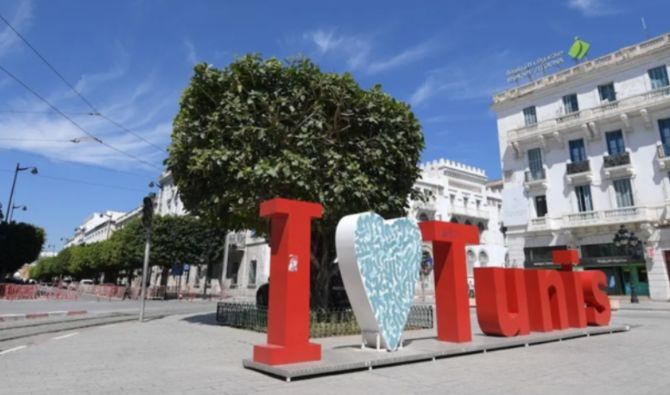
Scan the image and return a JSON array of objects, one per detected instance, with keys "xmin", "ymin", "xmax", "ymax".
[
  {"xmin": 64, "ymin": 211, "xmax": 126, "ymax": 248},
  {"xmin": 157, "ymin": 160, "xmax": 508, "ymax": 299},
  {"xmin": 493, "ymin": 33, "xmax": 670, "ymax": 301},
  {"xmin": 411, "ymin": 159, "xmax": 508, "ymax": 295}
]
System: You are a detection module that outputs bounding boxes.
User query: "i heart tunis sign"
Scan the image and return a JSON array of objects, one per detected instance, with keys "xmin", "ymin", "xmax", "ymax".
[{"xmin": 252, "ymin": 198, "xmax": 612, "ymax": 366}]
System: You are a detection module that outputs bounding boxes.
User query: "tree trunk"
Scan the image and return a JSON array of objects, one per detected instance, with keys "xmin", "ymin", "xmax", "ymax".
[
  {"xmin": 310, "ymin": 230, "xmax": 338, "ymax": 309},
  {"xmin": 160, "ymin": 266, "xmax": 170, "ymax": 287}
]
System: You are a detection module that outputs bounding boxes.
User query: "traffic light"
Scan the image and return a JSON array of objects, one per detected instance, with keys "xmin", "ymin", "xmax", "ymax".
[{"xmin": 142, "ymin": 196, "xmax": 153, "ymax": 230}]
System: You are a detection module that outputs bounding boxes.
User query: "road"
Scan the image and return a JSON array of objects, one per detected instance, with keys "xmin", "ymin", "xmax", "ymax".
[{"xmin": 0, "ymin": 309, "xmax": 668, "ymax": 394}]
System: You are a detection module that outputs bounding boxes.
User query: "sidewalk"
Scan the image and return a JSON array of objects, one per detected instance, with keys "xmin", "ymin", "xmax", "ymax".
[{"xmin": 617, "ymin": 300, "xmax": 670, "ymax": 311}]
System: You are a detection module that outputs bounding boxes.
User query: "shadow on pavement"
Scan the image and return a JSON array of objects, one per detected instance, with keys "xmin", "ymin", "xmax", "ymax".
[{"xmin": 180, "ymin": 312, "xmax": 220, "ymax": 326}]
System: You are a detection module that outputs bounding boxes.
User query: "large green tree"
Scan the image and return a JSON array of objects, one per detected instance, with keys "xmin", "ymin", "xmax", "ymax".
[
  {"xmin": 0, "ymin": 221, "xmax": 46, "ymax": 279},
  {"xmin": 166, "ymin": 54, "xmax": 426, "ymax": 306}
]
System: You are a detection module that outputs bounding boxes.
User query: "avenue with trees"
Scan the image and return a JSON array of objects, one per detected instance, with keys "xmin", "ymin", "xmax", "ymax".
[
  {"xmin": 165, "ymin": 54, "xmax": 426, "ymax": 307},
  {"xmin": 30, "ymin": 215, "xmax": 226, "ymax": 285}
]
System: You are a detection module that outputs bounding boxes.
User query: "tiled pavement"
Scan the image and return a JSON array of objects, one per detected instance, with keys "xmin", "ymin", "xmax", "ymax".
[{"xmin": 0, "ymin": 310, "xmax": 669, "ymax": 395}]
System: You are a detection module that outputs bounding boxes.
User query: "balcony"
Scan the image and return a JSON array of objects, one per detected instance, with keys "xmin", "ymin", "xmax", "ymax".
[
  {"xmin": 228, "ymin": 232, "xmax": 246, "ymax": 248},
  {"xmin": 507, "ymin": 85, "xmax": 670, "ymax": 144},
  {"xmin": 656, "ymin": 144, "xmax": 670, "ymax": 170},
  {"xmin": 414, "ymin": 196, "xmax": 437, "ymax": 212},
  {"xmin": 603, "ymin": 152, "xmax": 634, "ymax": 179},
  {"xmin": 566, "ymin": 160, "xmax": 592, "ymax": 185},
  {"xmin": 563, "ymin": 207, "xmax": 650, "ymax": 228},
  {"xmin": 450, "ymin": 206, "xmax": 490, "ymax": 221},
  {"xmin": 524, "ymin": 169, "xmax": 548, "ymax": 190}
]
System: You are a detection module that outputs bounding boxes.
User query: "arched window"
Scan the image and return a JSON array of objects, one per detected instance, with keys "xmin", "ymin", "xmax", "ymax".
[
  {"xmin": 466, "ymin": 249, "xmax": 476, "ymax": 276},
  {"xmin": 477, "ymin": 222, "xmax": 485, "ymax": 236},
  {"xmin": 418, "ymin": 212, "xmax": 430, "ymax": 222},
  {"xmin": 465, "ymin": 220, "xmax": 472, "ymax": 226},
  {"xmin": 450, "ymin": 217, "xmax": 459, "ymax": 224},
  {"xmin": 478, "ymin": 251, "xmax": 489, "ymax": 267}
]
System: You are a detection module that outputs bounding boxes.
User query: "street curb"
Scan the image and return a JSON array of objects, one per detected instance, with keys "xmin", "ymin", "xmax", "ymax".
[
  {"xmin": 618, "ymin": 307, "xmax": 670, "ymax": 312},
  {"xmin": 0, "ymin": 310, "xmax": 88, "ymax": 322}
]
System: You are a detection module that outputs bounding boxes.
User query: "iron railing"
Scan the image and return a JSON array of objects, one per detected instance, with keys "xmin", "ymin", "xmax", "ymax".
[
  {"xmin": 566, "ymin": 160, "xmax": 590, "ymax": 175},
  {"xmin": 603, "ymin": 152, "xmax": 631, "ymax": 168},
  {"xmin": 524, "ymin": 169, "xmax": 546, "ymax": 182},
  {"xmin": 215, "ymin": 302, "xmax": 434, "ymax": 338}
]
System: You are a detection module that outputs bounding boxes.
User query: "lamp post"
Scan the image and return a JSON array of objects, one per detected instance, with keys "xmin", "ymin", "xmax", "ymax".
[
  {"xmin": 5, "ymin": 163, "xmax": 37, "ymax": 223},
  {"xmin": 612, "ymin": 225, "xmax": 640, "ymax": 304},
  {"xmin": 9, "ymin": 205, "xmax": 27, "ymax": 222}
]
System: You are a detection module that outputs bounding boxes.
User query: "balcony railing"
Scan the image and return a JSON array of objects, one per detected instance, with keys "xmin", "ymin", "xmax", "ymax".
[
  {"xmin": 507, "ymin": 85, "xmax": 670, "ymax": 141},
  {"xmin": 228, "ymin": 232, "xmax": 246, "ymax": 246},
  {"xmin": 525, "ymin": 169, "xmax": 546, "ymax": 182},
  {"xmin": 566, "ymin": 160, "xmax": 590, "ymax": 175},
  {"xmin": 603, "ymin": 152, "xmax": 631, "ymax": 168},
  {"xmin": 450, "ymin": 206, "xmax": 490, "ymax": 220},
  {"xmin": 563, "ymin": 207, "xmax": 649, "ymax": 227},
  {"xmin": 414, "ymin": 197, "xmax": 437, "ymax": 211}
]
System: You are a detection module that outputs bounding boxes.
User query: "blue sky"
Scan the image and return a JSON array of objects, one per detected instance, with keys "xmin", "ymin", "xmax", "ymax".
[{"xmin": 0, "ymin": 0, "xmax": 668, "ymax": 251}]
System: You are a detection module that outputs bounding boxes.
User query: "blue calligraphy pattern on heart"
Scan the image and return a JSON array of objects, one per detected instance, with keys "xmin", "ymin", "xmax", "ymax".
[{"xmin": 353, "ymin": 213, "xmax": 422, "ymax": 351}]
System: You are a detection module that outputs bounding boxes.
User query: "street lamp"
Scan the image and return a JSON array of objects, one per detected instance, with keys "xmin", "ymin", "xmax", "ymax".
[
  {"xmin": 148, "ymin": 181, "xmax": 162, "ymax": 189},
  {"xmin": 5, "ymin": 163, "xmax": 37, "ymax": 223},
  {"xmin": 46, "ymin": 244, "xmax": 56, "ymax": 254},
  {"xmin": 9, "ymin": 205, "xmax": 27, "ymax": 222},
  {"xmin": 612, "ymin": 225, "xmax": 640, "ymax": 304},
  {"xmin": 70, "ymin": 136, "xmax": 101, "ymax": 144}
]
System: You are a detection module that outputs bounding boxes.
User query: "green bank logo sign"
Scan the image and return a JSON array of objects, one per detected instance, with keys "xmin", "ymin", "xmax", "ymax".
[{"xmin": 506, "ymin": 37, "xmax": 591, "ymax": 84}]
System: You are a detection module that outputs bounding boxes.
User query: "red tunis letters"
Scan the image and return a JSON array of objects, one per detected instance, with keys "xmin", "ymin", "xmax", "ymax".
[
  {"xmin": 419, "ymin": 221, "xmax": 479, "ymax": 343},
  {"xmin": 553, "ymin": 250, "xmax": 587, "ymax": 329},
  {"xmin": 252, "ymin": 198, "xmax": 323, "ymax": 366},
  {"xmin": 525, "ymin": 270, "xmax": 570, "ymax": 332},
  {"xmin": 474, "ymin": 268, "xmax": 530, "ymax": 337},
  {"xmin": 580, "ymin": 270, "xmax": 612, "ymax": 326}
]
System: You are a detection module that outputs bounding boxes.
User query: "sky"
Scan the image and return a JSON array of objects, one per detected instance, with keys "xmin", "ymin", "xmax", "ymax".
[{"xmin": 0, "ymin": 0, "xmax": 668, "ymax": 251}]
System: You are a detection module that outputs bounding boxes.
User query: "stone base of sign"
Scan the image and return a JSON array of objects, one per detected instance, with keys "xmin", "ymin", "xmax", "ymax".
[{"xmin": 242, "ymin": 325, "xmax": 630, "ymax": 382}]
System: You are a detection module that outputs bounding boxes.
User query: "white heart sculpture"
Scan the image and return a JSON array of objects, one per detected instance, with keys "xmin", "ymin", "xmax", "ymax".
[{"xmin": 335, "ymin": 212, "xmax": 422, "ymax": 351}]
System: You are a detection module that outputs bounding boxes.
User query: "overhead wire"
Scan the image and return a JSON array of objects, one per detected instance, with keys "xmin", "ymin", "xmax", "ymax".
[
  {"xmin": 0, "ymin": 109, "xmax": 95, "ymax": 116},
  {"xmin": 0, "ymin": 146, "xmax": 152, "ymax": 179},
  {"xmin": 0, "ymin": 64, "xmax": 162, "ymax": 171},
  {"xmin": 0, "ymin": 13, "xmax": 166, "ymax": 154},
  {"xmin": 0, "ymin": 168, "xmax": 151, "ymax": 193}
]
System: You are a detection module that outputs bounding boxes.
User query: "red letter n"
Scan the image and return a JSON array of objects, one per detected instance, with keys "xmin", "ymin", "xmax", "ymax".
[
  {"xmin": 525, "ymin": 270, "xmax": 569, "ymax": 332},
  {"xmin": 252, "ymin": 198, "xmax": 322, "ymax": 365},
  {"xmin": 474, "ymin": 268, "xmax": 530, "ymax": 337},
  {"xmin": 419, "ymin": 221, "xmax": 479, "ymax": 343}
]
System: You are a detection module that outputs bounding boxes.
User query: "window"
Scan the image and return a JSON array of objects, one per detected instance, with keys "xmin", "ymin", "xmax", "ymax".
[
  {"xmin": 562, "ymin": 94, "xmax": 579, "ymax": 114},
  {"xmin": 478, "ymin": 251, "xmax": 489, "ymax": 267},
  {"xmin": 648, "ymin": 66, "xmax": 669, "ymax": 89},
  {"xmin": 605, "ymin": 130, "xmax": 625, "ymax": 155},
  {"xmin": 418, "ymin": 213, "xmax": 429, "ymax": 222},
  {"xmin": 524, "ymin": 246, "xmax": 567, "ymax": 262},
  {"xmin": 598, "ymin": 83, "xmax": 617, "ymax": 102},
  {"xmin": 575, "ymin": 185, "xmax": 593, "ymax": 212},
  {"xmin": 477, "ymin": 222, "xmax": 485, "ymax": 236},
  {"xmin": 614, "ymin": 178, "xmax": 635, "ymax": 208},
  {"xmin": 659, "ymin": 118, "xmax": 670, "ymax": 156},
  {"xmin": 523, "ymin": 106, "xmax": 537, "ymax": 126},
  {"xmin": 568, "ymin": 139, "xmax": 587, "ymax": 162},
  {"xmin": 463, "ymin": 197, "xmax": 469, "ymax": 208},
  {"xmin": 248, "ymin": 260, "xmax": 257, "ymax": 286},
  {"xmin": 229, "ymin": 262, "xmax": 240, "ymax": 286},
  {"xmin": 527, "ymin": 148, "xmax": 543, "ymax": 180},
  {"xmin": 535, "ymin": 195, "xmax": 548, "ymax": 218}
]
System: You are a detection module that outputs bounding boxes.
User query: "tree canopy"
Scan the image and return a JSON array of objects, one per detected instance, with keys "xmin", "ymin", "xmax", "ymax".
[
  {"xmin": 166, "ymin": 54, "xmax": 426, "ymax": 305},
  {"xmin": 0, "ymin": 221, "xmax": 46, "ymax": 278},
  {"xmin": 29, "ymin": 215, "xmax": 225, "ymax": 285}
]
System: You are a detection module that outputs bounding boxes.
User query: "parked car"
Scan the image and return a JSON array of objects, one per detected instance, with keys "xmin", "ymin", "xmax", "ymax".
[
  {"xmin": 80, "ymin": 279, "xmax": 94, "ymax": 286},
  {"xmin": 1, "ymin": 278, "xmax": 24, "ymax": 285}
]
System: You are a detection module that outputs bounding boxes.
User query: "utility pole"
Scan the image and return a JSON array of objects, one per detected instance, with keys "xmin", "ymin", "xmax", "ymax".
[
  {"xmin": 220, "ymin": 231, "xmax": 231, "ymax": 299},
  {"xmin": 139, "ymin": 196, "xmax": 153, "ymax": 322}
]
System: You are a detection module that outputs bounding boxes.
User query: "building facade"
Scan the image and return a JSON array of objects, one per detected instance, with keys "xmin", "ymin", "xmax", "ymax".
[
  {"xmin": 493, "ymin": 33, "xmax": 670, "ymax": 301},
  {"xmin": 63, "ymin": 211, "xmax": 126, "ymax": 248},
  {"xmin": 157, "ymin": 159, "xmax": 508, "ymax": 299}
]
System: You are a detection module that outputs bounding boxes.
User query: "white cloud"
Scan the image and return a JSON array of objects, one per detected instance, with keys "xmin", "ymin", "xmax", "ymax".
[
  {"xmin": 184, "ymin": 39, "xmax": 197, "ymax": 65},
  {"xmin": 0, "ymin": 0, "xmax": 33, "ymax": 57},
  {"xmin": 567, "ymin": 0, "xmax": 620, "ymax": 17},
  {"xmin": 302, "ymin": 29, "xmax": 435, "ymax": 74}
]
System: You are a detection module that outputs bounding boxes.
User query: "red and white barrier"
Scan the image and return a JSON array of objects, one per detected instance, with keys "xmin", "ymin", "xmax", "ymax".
[{"xmin": 0, "ymin": 284, "xmax": 39, "ymax": 300}]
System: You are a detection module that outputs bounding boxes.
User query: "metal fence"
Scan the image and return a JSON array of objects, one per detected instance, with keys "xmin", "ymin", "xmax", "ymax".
[{"xmin": 216, "ymin": 302, "xmax": 434, "ymax": 338}]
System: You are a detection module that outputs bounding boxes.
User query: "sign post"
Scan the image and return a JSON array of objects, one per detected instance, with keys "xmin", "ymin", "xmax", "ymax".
[{"xmin": 139, "ymin": 196, "xmax": 153, "ymax": 322}]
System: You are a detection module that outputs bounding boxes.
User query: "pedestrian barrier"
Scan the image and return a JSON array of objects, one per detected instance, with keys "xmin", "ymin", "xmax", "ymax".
[
  {"xmin": 178, "ymin": 285, "xmax": 196, "ymax": 302},
  {"xmin": 0, "ymin": 284, "xmax": 39, "ymax": 300}
]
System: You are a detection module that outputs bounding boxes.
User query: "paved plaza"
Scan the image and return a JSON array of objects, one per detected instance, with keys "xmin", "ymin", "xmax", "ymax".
[{"xmin": 0, "ymin": 309, "xmax": 669, "ymax": 395}]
